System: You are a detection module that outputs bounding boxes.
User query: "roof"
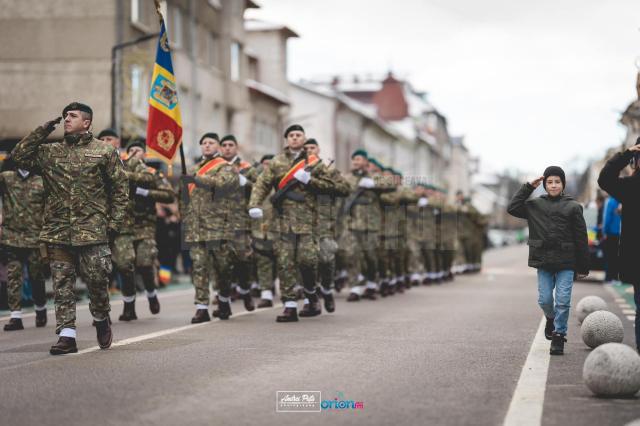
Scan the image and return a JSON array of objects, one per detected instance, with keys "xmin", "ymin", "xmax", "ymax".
[
  {"xmin": 246, "ymin": 79, "xmax": 290, "ymax": 105},
  {"xmin": 244, "ymin": 19, "xmax": 299, "ymax": 38}
]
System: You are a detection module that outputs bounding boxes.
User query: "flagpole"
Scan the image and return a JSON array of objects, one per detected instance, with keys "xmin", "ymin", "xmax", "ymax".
[{"xmin": 153, "ymin": 0, "xmax": 187, "ymax": 176}]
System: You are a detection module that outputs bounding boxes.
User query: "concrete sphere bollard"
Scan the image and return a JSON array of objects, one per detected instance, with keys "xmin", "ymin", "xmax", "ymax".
[
  {"xmin": 581, "ymin": 310, "xmax": 624, "ymax": 348},
  {"xmin": 583, "ymin": 343, "xmax": 640, "ymax": 397},
  {"xmin": 575, "ymin": 295, "xmax": 608, "ymax": 324}
]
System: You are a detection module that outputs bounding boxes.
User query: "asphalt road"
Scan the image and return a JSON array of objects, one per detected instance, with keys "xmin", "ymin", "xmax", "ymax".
[{"xmin": 0, "ymin": 245, "xmax": 638, "ymax": 426}]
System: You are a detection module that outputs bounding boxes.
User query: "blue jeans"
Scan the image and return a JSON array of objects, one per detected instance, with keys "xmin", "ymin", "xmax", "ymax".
[{"xmin": 537, "ymin": 269, "xmax": 574, "ymax": 335}]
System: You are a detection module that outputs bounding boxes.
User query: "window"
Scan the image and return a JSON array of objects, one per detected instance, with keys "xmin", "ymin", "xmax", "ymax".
[
  {"xmin": 208, "ymin": 32, "xmax": 220, "ymax": 69},
  {"xmin": 230, "ymin": 42, "xmax": 241, "ymax": 81},
  {"xmin": 131, "ymin": 65, "xmax": 148, "ymax": 117}
]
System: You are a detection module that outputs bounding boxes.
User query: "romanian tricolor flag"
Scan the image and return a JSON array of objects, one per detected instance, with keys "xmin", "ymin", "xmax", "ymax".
[{"xmin": 146, "ymin": 20, "xmax": 183, "ymax": 162}]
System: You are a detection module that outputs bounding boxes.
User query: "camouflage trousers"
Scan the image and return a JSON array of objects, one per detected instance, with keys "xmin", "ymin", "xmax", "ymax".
[
  {"xmin": 48, "ymin": 244, "xmax": 112, "ymax": 334},
  {"xmin": 231, "ymin": 231, "xmax": 253, "ymax": 292},
  {"xmin": 378, "ymin": 236, "xmax": 405, "ymax": 279},
  {"xmin": 275, "ymin": 233, "xmax": 317, "ymax": 301},
  {"xmin": 253, "ymin": 238, "xmax": 276, "ymax": 292},
  {"xmin": 318, "ymin": 237, "xmax": 338, "ymax": 290},
  {"xmin": 190, "ymin": 240, "xmax": 234, "ymax": 305},
  {"xmin": 5, "ymin": 246, "xmax": 47, "ymax": 312},
  {"xmin": 111, "ymin": 235, "xmax": 158, "ymax": 297},
  {"xmin": 438, "ymin": 249, "xmax": 456, "ymax": 274},
  {"xmin": 407, "ymin": 239, "xmax": 425, "ymax": 276},
  {"xmin": 345, "ymin": 230, "xmax": 378, "ymax": 285}
]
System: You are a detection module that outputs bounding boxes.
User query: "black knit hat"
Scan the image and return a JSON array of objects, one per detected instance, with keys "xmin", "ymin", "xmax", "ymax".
[
  {"xmin": 199, "ymin": 132, "xmax": 219, "ymax": 145},
  {"xmin": 97, "ymin": 128, "xmax": 119, "ymax": 140},
  {"xmin": 62, "ymin": 102, "xmax": 93, "ymax": 118},
  {"xmin": 543, "ymin": 166, "xmax": 566, "ymax": 190},
  {"xmin": 284, "ymin": 124, "xmax": 304, "ymax": 138},
  {"xmin": 220, "ymin": 134, "xmax": 237, "ymax": 144}
]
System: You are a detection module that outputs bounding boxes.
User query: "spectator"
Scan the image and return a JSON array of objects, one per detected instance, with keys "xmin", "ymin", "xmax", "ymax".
[
  {"xmin": 602, "ymin": 195, "xmax": 621, "ymax": 283},
  {"xmin": 597, "ymin": 139, "xmax": 640, "ymax": 353}
]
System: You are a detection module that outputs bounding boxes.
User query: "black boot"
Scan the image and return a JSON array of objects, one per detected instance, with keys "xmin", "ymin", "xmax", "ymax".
[
  {"xmin": 35, "ymin": 309, "xmax": 47, "ymax": 328},
  {"xmin": 550, "ymin": 332, "xmax": 566, "ymax": 355},
  {"xmin": 92, "ymin": 315, "xmax": 112, "ymax": 327},
  {"xmin": 545, "ymin": 317, "xmax": 555, "ymax": 341},
  {"xmin": 276, "ymin": 306, "xmax": 299, "ymax": 323},
  {"xmin": 119, "ymin": 301, "xmax": 138, "ymax": 322},
  {"xmin": 191, "ymin": 308, "xmax": 211, "ymax": 324},
  {"xmin": 363, "ymin": 287, "xmax": 377, "ymax": 300},
  {"xmin": 379, "ymin": 281, "xmax": 389, "ymax": 297},
  {"xmin": 334, "ymin": 277, "xmax": 345, "ymax": 293},
  {"xmin": 299, "ymin": 293, "xmax": 322, "ymax": 318},
  {"xmin": 257, "ymin": 299, "xmax": 273, "ymax": 308},
  {"xmin": 49, "ymin": 336, "xmax": 78, "ymax": 355},
  {"xmin": 242, "ymin": 292, "xmax": 255, "ymax": 312},
  {"xmin": 212, "ymin": 297, "xmax": 232, "ymax": 320},
  {"xmin": 322, "ymin": 291, "xmax": 335, "ymax": 313},
  {"xmin": 148, "ymin": 295, "xmax": 160, "ymax": 315},
  {"xmin": 95, "ymin": 319, "xmax": 113, "ymax": 349},
  {"xmin": 347, "ymin": 292, "xmax": 360, "ymax": 302},
  {"xmin": 3, "ymin": 318, "xmax": 24, "ymax": 331}
]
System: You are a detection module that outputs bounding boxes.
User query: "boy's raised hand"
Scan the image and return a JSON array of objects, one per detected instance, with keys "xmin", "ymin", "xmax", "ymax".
[{"xmin": 529, "ymin": 176, "xmax": 545, "ymax": 188}]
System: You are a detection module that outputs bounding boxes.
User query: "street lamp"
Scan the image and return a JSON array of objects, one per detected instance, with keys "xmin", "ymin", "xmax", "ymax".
[{"xmin": 110, "ymin": 32, "xmax": 160, "ymax": 132}]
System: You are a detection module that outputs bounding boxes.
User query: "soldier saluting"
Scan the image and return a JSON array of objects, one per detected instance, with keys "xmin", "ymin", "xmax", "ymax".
[{"xmin": 12, "ymin": 102, "xmax": 129, "ymax": 355}]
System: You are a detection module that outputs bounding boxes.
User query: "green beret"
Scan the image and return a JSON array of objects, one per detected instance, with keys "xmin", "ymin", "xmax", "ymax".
[
  {"xmin": 351, "ymin": 149, "xmax": 368, "ymax": 159},
  {"xmin": 199, "ymin": 132, "xmax": 219, "ymax": 144},
  {"xmin": 62, "ymin": 102, "xmax": 93, "ymax": 118},
  {"xmin": 284, "ymin": 124, "xmax": 305, "ymax": 138},
  {"xmin": 304, "ymin": 138, "xmax": 318, "ymax": 146},
  {"xmin": 368, "ymin": 158, "xmax": 383, "ymax": 169},
  {"xmin": 97, "ymin": 128, "xmax": 118, "ymax": 140},
  {"xmin": 220, "ymin": 134, "xmax": 237, "ymax": 144},
  {"xmin": 126, "ymin": 138, "xmax": 146, "ymax": 153}
]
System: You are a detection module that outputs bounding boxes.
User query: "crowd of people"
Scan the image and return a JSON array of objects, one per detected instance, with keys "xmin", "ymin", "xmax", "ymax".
[{"xmin": 0, "ymin": 102, "xmax": 486, "ymax": 355}]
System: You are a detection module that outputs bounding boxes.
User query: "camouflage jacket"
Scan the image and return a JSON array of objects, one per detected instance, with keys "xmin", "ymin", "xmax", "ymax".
[
  {"xmin": 227, "ymin": 156, "xmax": 259, "ymax": 234},
  {"xmin": 407, "ymin": 198, "xmax": 437, "ymax": 247},
  {"xmin": 249, "ymin": 147, "xmax": 336, "ymax": 235},
  {"xmin": 130, "ymin": 160, "xmax": 175, "ymax": 240},
  {"xmin": 435, "ymin": 201, "xmax": 458, "ymax": 250},
  {"xmin": 12, "ymin": 126, "xmax": 129, "ymax": 246},
  {"xmin": 380, "ymin": 186, "xmax": 418, "ymax": 238},
  {"xmin": 117, "ymin": 156, "xmax": 157, "ymax": 235},
  {"xmin": 0, "ymin": 171, "xmax": 45, "ymax": 248},
  {"xmin": 315, "ymin": 166, "xmax": 351, "ymax": 239},
  {"xmin": 180, "ymin": 155, "xmax": 239, "ymax": 243},
  {"xmin": 343, "ymin": 170, "xmax": 395, "ymax": 233}
]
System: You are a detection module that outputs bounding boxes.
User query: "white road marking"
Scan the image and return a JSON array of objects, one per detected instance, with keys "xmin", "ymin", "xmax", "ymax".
[
  {"xmin": 503, "ymin": 316, "xmax": 549, "ymax": 426},
  {"xmin": 622, "ymin": 309, "xmax": 636, "ymax": 315},
  {"xmin": 0, "ymin": 288, "xmax": 195, "ymax": 322},
  {"xmin": 627, "ymin": 315, "xmax": 636, "ymax": 322}
]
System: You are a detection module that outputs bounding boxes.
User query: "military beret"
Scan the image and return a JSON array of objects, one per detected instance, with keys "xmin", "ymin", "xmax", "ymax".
[
  {"xmin": 351, "ymin": 149, "xmax": 368, "ymax": 159},
  {"xmin": 97, "ymin": 128, "xmax": 119, "ymax": 140},
  {"xmin": 199, "ymin": 132, "xmax": 219, "ymax": 144},
  {"xmin": 220, "ymin": 134, "xmax": 237, "ymax": 144},
  {"xmin": 392, "ymin": 169, "xmax": 403, "ymax": 177},
  {"xmin": 125, "ymin": 138, "xmax": 146, "ymax": 153},
  {"xmin": 304, "ymin": 138, "xmax": 318, "ymax": 146},
  {"xmin": 368, "ymin": 158, "xmax": 383, "ymax": 170},
  {"xmin": 260, "ymin": 154, "xmax": 274, "ymax": 163},
  {"xmin": 284, "ymin": 124, "xmax": 304, "ymax": 138},
  {"xmin": 62, "ymin": 102, "xmax": 93, "ymax": 118}
]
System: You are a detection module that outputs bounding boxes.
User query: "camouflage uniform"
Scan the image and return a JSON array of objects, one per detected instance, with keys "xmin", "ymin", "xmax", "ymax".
[
  {"xmin": 0, "ymin": 171, "xmax": 47, "ymax": 313},
  {"xmin": 315, "ymin": 166, "xmax": 350, "ymax": 292},
  {"xmin": 249, "ymin": 148, "xmax": 335, "ymax": 302},
  {"xmin": 130, "ymin": 160, "xmax": 175, "ymax": 295},
  {"xmin": 180, "ymin": 155, "xmax": 239, "ymax": 305},
  {"xmin": 227, "ymin": 157, "xmax": 259, "ymax": 296},
  {"xmin": 13, "ymin": 127, "xmax": 128, "ymax": 334},
  {"xmin": 407, "ymin": 196, "xmax": 438, "ymax": 281},
  {"xmin": 251, "ymin": 189, "xmax": 278, "ymax": 296},
  {"xmin": 342, "ymin": 170, "xmax": 395, "ymax": 295},
  {"xmin": 455, "ymin": 202, "xmax": 473, "ymax": 273},
  {"xmin": 380, "ymin": 186, "xmax": 417, "ymax": 285},
  {"xmin": 436, "ymin": 201, "xmax": 458, "ymax": 280}
]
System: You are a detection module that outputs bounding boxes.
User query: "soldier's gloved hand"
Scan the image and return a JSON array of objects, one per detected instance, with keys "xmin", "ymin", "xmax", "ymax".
[
  {"xmin": 293, "ymin": 169, "xmax": 311, "ymax": 185},
  {"xmin": 248, "ymin": 208, "xmax": 263, "ymax": 219},
  {"xmin": 358, "ymin": 177, "xmax": 375, "ymax": 188},
  {"xmin": 238, "ymin": 174, "xmax": 248, "ymax": 187},
  {"xmin": 135, "ymin": 187, "xmax": 150, "ymax": 197},
  {"xmin": 43, "ymin": 117, "xmax": 62, "ymax": 134},
  {"xmin": 418, "ymin": 197, "xmax": 429, "ymax": 207}
]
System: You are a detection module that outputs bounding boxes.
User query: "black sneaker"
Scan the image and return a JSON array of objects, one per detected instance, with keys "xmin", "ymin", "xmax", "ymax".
[
  {"xmin": 3, "ymin": 318, "xmax": 24, "ymax": 331},
  {"xmin": 544, "ymin": 317, "xmax": 554, "ymax": 340},
  {"xmin": 550, "ymin": 332, "xmax": 566, "ymax": 355}
]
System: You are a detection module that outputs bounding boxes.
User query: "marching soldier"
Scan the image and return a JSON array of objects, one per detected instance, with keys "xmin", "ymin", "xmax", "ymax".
[
  {"xmin": 180, "ymin": 133, "xmax": 239, "ymax": 322},
  {"xmin": 97, "ymin": 128, "xmax": 127, "ymax": 160},
  {"xmin": 408, "ymin": 183, "xmax": 438, "ymax": 284},
  {"xmin": 219, "ymin": 134, "xmax": 257, "ymax": 312},
  {"xmin": 455, "ymin": 191, "xmax": 473, "ymax": 274},
  {"xmin": 342, "ymin": 150, "xmax": 394, "ymax": 301},
  {"xmin": 435, "ymin": 188, "xmax": 457, "ymax": 282},
  {"xmin": 252, "ymin": 155, "xmax": 278, "ymax": 308},
  {"xmin": 303, "ymin": 139, "xmax": 350, "ymax": 312},
  {"xmin": 13, "ymin": 102, "xmax": 129, "ymax": 355},
  {"xmin": 248, "ymin": 124, "xmax": 336, "ymax": 322},
  {"xmin": 118, "ymin": 140, "xmax": 175, "ymax": 320},
  {"xmin": 1, "ymin": 157, "xmax": 47, "ymax": 331}
]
